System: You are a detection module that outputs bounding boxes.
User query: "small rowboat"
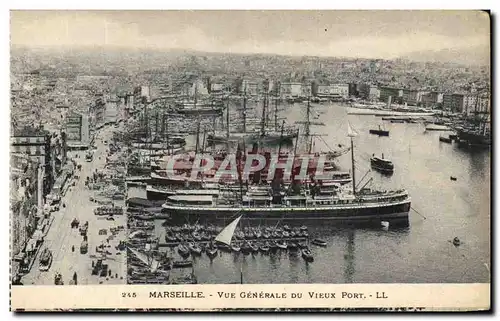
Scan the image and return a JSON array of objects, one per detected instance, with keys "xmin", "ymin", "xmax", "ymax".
[{"xmin": 311, "ymin": 239, "xmax": 327, "ymax": 247}]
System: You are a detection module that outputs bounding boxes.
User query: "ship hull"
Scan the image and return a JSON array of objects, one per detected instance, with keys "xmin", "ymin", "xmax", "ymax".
[
  {"xmin": 162, "ymin": 201, "xmax": 411, "ymax": 227},
  {"xmin": 147, "ymin": 187, "xmax": 174, "ymax": 201},
  {"xmin": 207, "ymin": 133, "xmax": 296, "ymax": 145},
  {"xmin": 176, "ymin": 109, "xmax": 223, "ymax": 116},
  {"xmin": 457, "ymin": 130, "xmax": 491, "ymax": 148}
]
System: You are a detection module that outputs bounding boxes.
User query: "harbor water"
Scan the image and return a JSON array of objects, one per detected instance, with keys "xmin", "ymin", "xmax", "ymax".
[{"xmin": 134, "ymin": 102, "xmax": 490, "ymax": 284}]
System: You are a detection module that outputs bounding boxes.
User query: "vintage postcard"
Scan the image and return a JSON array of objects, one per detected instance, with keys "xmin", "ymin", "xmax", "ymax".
[{"xmin": 9, "ymin": 10, "xmax": 491, "ymax": 312}]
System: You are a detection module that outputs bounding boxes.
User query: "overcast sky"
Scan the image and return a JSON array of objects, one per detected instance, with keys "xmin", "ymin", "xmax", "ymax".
[{"xmin": 10, "ymin": 10, "xmax": 490, "ymax": 59}]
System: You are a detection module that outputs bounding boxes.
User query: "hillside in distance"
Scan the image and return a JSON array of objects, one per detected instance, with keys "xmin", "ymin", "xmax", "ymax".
[{"xmin": 400, "ymin": 44, "xmax": 490, "ymax": 66}]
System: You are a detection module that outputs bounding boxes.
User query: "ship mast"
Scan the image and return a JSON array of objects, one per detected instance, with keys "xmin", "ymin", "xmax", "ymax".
[
  {"xmin": 350, "ymin": 136, "xmax": 356, "ymax": 196},
  {"xmin": 347, "ymin": 122, "xmax": 357, "ymax": 196},
  {"xmin": 305, "ymin": 97, "xmax": 312, "ymax": 153},
  {"xmin": 260, "ymin": 92, "xmax": 267, "ymax": 138},
  {"xmin": 243, "ymin": 86, "xmax": 247, "ymax": 134},
  {"xmin": 278, "ymin": 119, "xmax": 285, "ymax": 156},
  {"xmin": 274, "ymin": 85, "xmax": 279, "ymax": 131},
  {"xmin": 165, "ymin": 112, "xmax": 169, "ymax": 155},
  {"xmin": 194, "ymin": 117, "xmax": 201, "ymax": 154},
  {"xmin": 226, "ymin": 96, "xmax": 230, "ymax": 150},
  {"xmin": 194, "ymin": 82, "xmax": 198, "ymax": 108}
]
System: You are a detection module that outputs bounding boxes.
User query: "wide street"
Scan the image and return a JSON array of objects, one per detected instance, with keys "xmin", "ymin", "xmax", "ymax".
[{"xmin": 22, "ymin": 124, "xmax": 128, "ymax": 285}]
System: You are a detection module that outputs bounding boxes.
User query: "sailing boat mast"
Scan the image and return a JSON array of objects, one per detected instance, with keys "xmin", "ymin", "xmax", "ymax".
[
  {"xmin": 274, "ymin": 86, "xmax": 279, "ymax": 131},
  {"xmin": 260, "ymin": 92, "xmax": 267, "ymax": 138},
  {"xmin": 243, "ymin": 86, "xmax": 247, "ymax": 134},
  {"xmin": 350, "ymin": 136, "xmax": 356, "ymax": 195},
  {"xmin": 165, "ymin": 112, "xmax": 170, "ymax": 155},
  {"xmin": 154, "ymin": 110, "xmax": 159, "ymax": 139},
  {"xmin": 278, "ymin": 119, "xmax": 285, "ymax": 156},
  {"xmin": 305, "ymin": 97, "xmax": 311, "ymax": 153},
  {"xmin": 194, "ymin": 118, "xmax": 201, "ymax": 154},
  {"xmin": 293, "ymin": 128, "xmax": 300, "ymax": 156},
  {"xmin": 347, "ymin": 122, "xmax": 357, "ymax": 196},
  {"xmin": 202, "ymin": 129, "xmax": 207, "ymax": 152},
  {"xmin": 194, "ymin": 82, "xmax": 198, "ymax": 108},
  {"xmin": 226, "ymin": 96, "xmax": 230, "ymax": 150}
]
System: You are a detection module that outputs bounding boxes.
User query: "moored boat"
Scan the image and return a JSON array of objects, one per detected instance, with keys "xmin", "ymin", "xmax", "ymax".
[
  {"xmin": 369, "ymin": 125, "xmax": 390, "ymax": 136},
  {"xmin": 259, "ymin": 242, "xmax": 270, "ymax": 253},
  {"xmin": 288, "ymin": 242, "xmax": 299, "ymax": 251},
  {"xmin": 439, "ymin": 136, "xmax": 452, "ymax": 143},
  {"xmin": 187, "ymin": 242, "xmax": 202, "ymax": 255},
  {"xmin": 370, "ymin": 154, "xmax": 395, "ymax": 174},
  {"xmin": 301, "ymin": 248, "xmax": 314, "ymax": 262},
  {"xmin": 276, "ymin": 240, "xmax": 287, "ymax": 250},
  {"xmin": 231, "ymin": 243, "xmax": 241, "ymax": 253},
  {"xmin": 311, "ymin": 239, "xmax": 327, "ymax": 247},
  {"xmin": 161, "ymin": 122, "xmax": 411, "ymax": 228},
  {"xmin": 172, "ymin": 260, "xmax": 193, "ymax": 268},
  {"xmin": 177, "ymin": 244, "xmax": 190, "ymax": 257},
  {"xmin": 249, "ymin": 241, "xmax": 259, "ymax": 253},
  {"xmin": 206, "ymin": 244, "xmax": 218, "ymax": 258}
]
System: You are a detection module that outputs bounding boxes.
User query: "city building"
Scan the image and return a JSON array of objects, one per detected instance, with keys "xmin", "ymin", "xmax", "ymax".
[
  {"xmin": 10, "ymin": 154, "xmax": 41, "ymax": 260},
  {"xmin": 379, "ymin": 87, "xmax": 401, "ymax": 103},
  {"xmin": 140, "ymin": 85, "xmax": 151, "ymax": 102},
  {"xmin": 348, "ymin": 83, "xmax": 359, "ymax": 97},
  {"xmin": 189, "ymin": 79, "xmax": 209, "ymax": 97},
  {"xmin": 65, "ymin": 111, "xmax": 90, "ymax": 150},
  {"xmin": 10, "ymin": 127, "xmax": 53, "ymax": 200},
  {"xmin": 402, "ymin": 89, "xmax": 419, "ymax": 106},
  {"xmin": 358, "ymin": 83, "xmax": 380, "ymax": 101},
  {"xmin": 210, "ymin": 83, "xmax": 224, "ymax": 93},
  {"xmin": 420, "ymin": 91, "xmax": 440, "ymax": 107},
  {"xmin": 463, "ymin": 94, "xmax": 491, "ymax": 115},
  {"xmin": 316, "ymin": 84, "xmax": 349, "ymax": 99},
  {"xmin": 240, "ymin": 79, "xmax": 259, "ymax": 96},
  {"xmin": 280, "ymin": 82, "xmax": 303, "ymax": 97},
  {"xmin": 443, "ymin": 93, "xmax": 465, "ymax": 112},
  {"xmin": 104, "ymin": 100, "xmax": 119, "ymax": 125},
  {"xmin": 134, "ymin": 85, "xmax": 150, "ymax": 104}
]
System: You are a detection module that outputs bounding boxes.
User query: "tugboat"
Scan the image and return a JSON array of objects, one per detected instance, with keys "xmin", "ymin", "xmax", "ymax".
[
  {"xmin": 370, "ymin": 154, "xmax": 394, "ymax": 174},
  {"xmin": 369, "ymin": 125, "xmax": 389, "ymax": 136}
]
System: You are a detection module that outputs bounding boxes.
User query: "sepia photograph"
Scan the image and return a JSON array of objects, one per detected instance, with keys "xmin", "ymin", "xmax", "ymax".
[{"xmin": 9, "ymin": 9, "xmax": 491, "ymax": 311}]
